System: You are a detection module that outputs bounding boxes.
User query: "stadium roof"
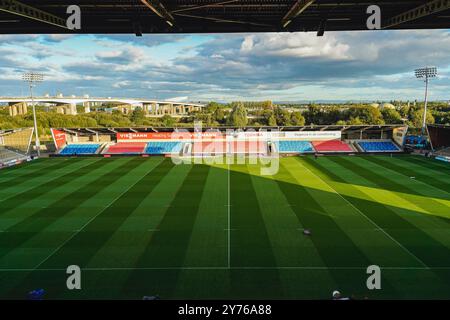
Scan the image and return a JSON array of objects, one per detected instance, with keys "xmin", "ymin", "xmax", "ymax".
[{"xmin": 1, "ymin": 1, "xmax": 449, "ymax": 34}]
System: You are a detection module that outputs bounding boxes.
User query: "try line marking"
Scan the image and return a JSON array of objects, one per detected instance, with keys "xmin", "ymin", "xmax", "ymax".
[
  {"xmin": 296, "ymin": 159, "xmax": 430, "ymax": 269},
  {"xmin": 0, "ymin": 266, "xmax": 448, "ymax": 272}
]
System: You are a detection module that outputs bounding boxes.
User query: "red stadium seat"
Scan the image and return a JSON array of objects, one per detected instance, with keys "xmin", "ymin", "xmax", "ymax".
[
  {"xmin": 106, "ymin": 142, "xmax": 146, "ymax": 154},
  {"xmin": 312, "ymin": 140, "xmax": 352, "ymax": 152}
]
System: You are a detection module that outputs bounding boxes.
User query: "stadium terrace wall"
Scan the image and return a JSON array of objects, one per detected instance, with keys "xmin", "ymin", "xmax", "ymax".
[{"xmin": 428, "ymin": 124, "xmax": 450, "ymax": 149}]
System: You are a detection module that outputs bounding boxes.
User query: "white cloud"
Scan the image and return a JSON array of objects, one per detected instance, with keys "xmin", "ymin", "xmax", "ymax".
[
  {"xmin": 112, "ymin": 80, "xmax": 131, "ymax": 88},
  {"xmin": 1, "ymin": 30, "xmax": 450, "ymax": 101},
  {"xmin": 240, "ymin": 33, "xmax": 351, "ymax": 60}
]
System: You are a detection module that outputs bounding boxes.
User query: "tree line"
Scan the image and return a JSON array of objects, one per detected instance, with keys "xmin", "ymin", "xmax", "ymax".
[{"xmin": 0, "ymin": 100, "xmax": 449, "ymax": 139}]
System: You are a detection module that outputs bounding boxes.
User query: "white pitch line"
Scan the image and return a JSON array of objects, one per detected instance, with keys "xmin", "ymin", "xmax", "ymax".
[
  {"xmin": 0, "ymin": 266, "xmax": 448, "ymax": 272},
  {"xmin": 30, "ymin": 162, "xmax": 160, "ymax": 271},
  {"xmin": 296, "ymin": 159, "xmax": 430, "ymax": 269}
]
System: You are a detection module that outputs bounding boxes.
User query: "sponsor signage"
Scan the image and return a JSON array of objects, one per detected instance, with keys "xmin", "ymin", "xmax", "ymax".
[
  {"xmin": 231, "ymin": 131, "xmax": 341, "ymax": 140},
  {"xmin": 117, "ymin": 130, "xmax": 342, "ymax": 141},
  {"xmin": 280, "ymin": 131, "xmax": 341, "ymax": 140},
  {"xmin": 392, "ymin": 126, "xmax": 408, "ymax": 146},
  {"xmin": 51, "ymin": 129, "xmax": 67, "ymax": 149},
  {"xmin": 117, "ymin": 132, "xmax": 223, "ymax": 141}
]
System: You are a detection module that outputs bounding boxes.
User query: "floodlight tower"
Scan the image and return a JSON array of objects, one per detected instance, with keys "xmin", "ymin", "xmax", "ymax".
[
  {"xmin": 415, "ymin": 67, "xmax": 437, "ymax": 135},
  {"xmin": 22, "ymin": 72, "xmax": 44, "ymax": 157}
]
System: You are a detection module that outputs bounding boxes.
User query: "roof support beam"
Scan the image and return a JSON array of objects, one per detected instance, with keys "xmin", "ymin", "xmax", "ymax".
[
  {"xmin": 172, "ymin": 0, "xmax": 239, "ymax": 14},
  {"xmin": 173, "ymin": 12, "xmax": 273, "ymax": 28},
  {"xmin": 282, "ymin": 0, "xmax": 315, "ymax": 28},
  {"xmin": 384, "ymin": 0, "xmax": 450, "ymax": 29},
  {"xmin": 0, "ymin": 0, "xmax": 68, "ymax": 29},
  {"xmin": 139, "ymin": 0, "xmax": 175, "ymax": 27}
]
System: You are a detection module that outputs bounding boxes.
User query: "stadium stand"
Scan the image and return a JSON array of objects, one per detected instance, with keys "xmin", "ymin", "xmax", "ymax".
[
  {"xmin": 312, "ymin": 140, "xmax": 353, "ymax": 152},
  {"xmin": 105, "ymin": 142, "xmax": 146, "ymax": 154},
  {"xmin": 405, "ymin": 135, "xmax": 427, "ymax": 147},
  {"xmin": 145, "ymin": 141, "xmax": 183, "ymax": 155},
  {"xmin": 276, "ymin": 141, "xmax": 314, "ymax": 153},
  {"xmin": 357, "ymin": 141, "xmax": 400, "ymax": 152},
  {"xmin": 59, "ymin": 144, "xmax": 101, "ymax": 155}
]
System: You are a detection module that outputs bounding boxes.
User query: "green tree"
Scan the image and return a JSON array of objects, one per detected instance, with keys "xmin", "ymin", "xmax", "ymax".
[
  {"xmin": 410, "ymin": 109, "xmax": 435, "ymax": 128},
  {"xmin": 274, "ymin": 107, "xmax": 291, "ymax": 126},
  {"xmin": 213, "ymin": 108, "xmax": 225, "ymax": 123},
  {"xmin": 290, "ymin": 111, "xmax": 305, "ymax": 126},
  {"xmin": 130, "ymin": 107, "xmax": 146, "ymax": 125},
  {"xmin": 268, "ymin": 115, "xmax": 277, "ymax": 126},
  {"xmin": 206, "ymin": 101, "xmax": 222, "ymax": 113},
  {"xmin": 160, "ymin": 115, "xmax": 176, "ymax": 127},
  {"xmin": 381, "ymin": 108, "xmax": 402, "ymax": 124},
  {"xmin": 227, "ymin": 103, "xmax": 248, "ymax": 127}
]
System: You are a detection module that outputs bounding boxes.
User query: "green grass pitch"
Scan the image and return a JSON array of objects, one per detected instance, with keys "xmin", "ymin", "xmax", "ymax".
[{"xmin": 0, "ymin": 155, "xmax": 449, "ymax": 299}]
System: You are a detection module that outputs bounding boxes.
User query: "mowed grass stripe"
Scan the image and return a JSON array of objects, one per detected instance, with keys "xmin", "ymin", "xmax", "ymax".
[
  {"xmin": 0, "ymin": 159, "xmax": 92, "ymax": 205},
  {"xmin": 0, "ymin": 158, "xmax": 102, "ymax": 214},
  {"xmin": 0, "ymin": 158, "xmax": 70, "ymax": 181},
  {"xmin": 179, "ymin": 165, "xmax": 228, "ymax": 267},
  {"xmin": 228, "ymin": 165, "xmax": 283, "ymax": 298},
  {"xmin": 308, "ymin": 156, "xmax": 450, "ymax": 268},
  {"xmin": 247, "ymin": 164, "xmax": 327, "ymax": 267},
  {"xmin": 65, "ymin": 164, "xmax": 193, "ymax": 299},
  {"xmin": 275, "ymin": 160, "xmax": 371, "ymax": 267},
  {"xmin": 2, "ymin": 158, "xmax": 159, "ymax": 297},
  {"xmin": 274, "ymin": 160, "xmax": 398, "ymax": 296},
  {"xmin": 305, "ymin": 156, "xmax": 450, "ymax": 291},
  {"xmin": 85, "ymin": 163, "xmax": 193, "ymax": 268},
  {"xmin": 403, "ymin": 156, "xmax": 450, "ymax": 174},
  {"xmin": 169, "ymin": 165, "xmax": 229, "ymax": 299},
  {"xmin": 337, "ymin": 156, "xmax": 450, "ymax": 245},
  {"xmin": 247, "ymin": 165, "xmax": 337, "ymax": 299},
  {"xmin": 0, "ymin": 158, "xmax": 135, "ymax": 261},
  {"xmin": 122, "ymin": 164, "xmax": 209, "ymax": 298},
  {"xmin": 37, "ymin": 158, "xmax": 170, "ymax": 269},
  {"xmin": 364, "ymin": 156, "xmax": 450, "ymax": 195},
  {"xmin": 0, "ymin": 158, "xmax": 85, "ymax": 189},
  {"xmin": 338, "ymin": 157, "xmax": 450, "ymax": 218}
]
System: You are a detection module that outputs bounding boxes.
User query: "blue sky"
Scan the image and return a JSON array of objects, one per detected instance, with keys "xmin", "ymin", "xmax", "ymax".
[{"xmin": 0, "ymin": 30, "xmax": 449, "ymax": 102}]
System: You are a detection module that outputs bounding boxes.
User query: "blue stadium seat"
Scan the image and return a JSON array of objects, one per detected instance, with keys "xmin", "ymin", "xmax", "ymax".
[
  {"xmin": 145, "ymin": 142, "xmax": 182, "ymax": 154},
  {"xmin": 358, "ymin": 141, "xmax": 399, "ymax": 152},
  {"xmin": 276, "ymin": 141, "xmax": 314, "ymax": 153},
  {"xmin": 60, "ymin": 144, "xmax": 100, "ymax": 155}
]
